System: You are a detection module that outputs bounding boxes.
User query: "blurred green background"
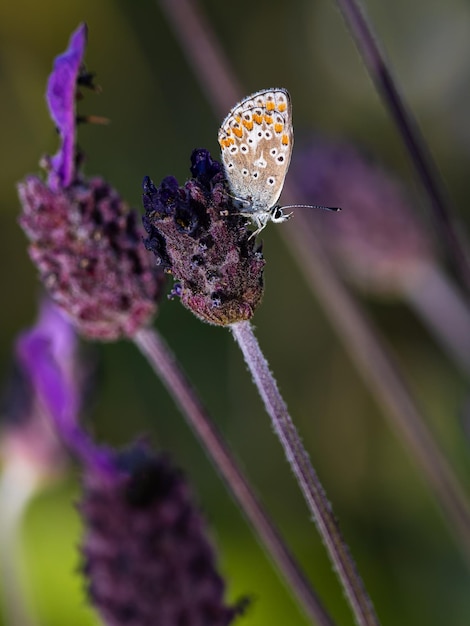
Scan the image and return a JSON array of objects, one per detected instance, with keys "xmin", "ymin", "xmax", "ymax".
[{"xmin": 2, "ymin": 0, "xmax": 470, "ymax": 624}]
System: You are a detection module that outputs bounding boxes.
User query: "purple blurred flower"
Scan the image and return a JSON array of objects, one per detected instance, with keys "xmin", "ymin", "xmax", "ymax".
[
  {"xmin": 143, "ymin": 149, "xmax": 265, "ymax": 325},
  {"xmin": 80, "ymin": 444, "xmax": 240, "ymax": 626},
  {"xmin": 8, "ymin": 297, "xmax": 114, "ymax": 477},
  {"xmin": 1, "ymin": 298, "xmax": 82, "ymax": 483},
  {"xmin": 16, "ymin": 296, "xmax": 80, "ymax": 424},
  {"xmin": 18, "ymin": 24, "xmax": 164, "ymax": 340},
  {"xmin": 292, "ymin": 138, "xmax": 434, "ymax": 295}
]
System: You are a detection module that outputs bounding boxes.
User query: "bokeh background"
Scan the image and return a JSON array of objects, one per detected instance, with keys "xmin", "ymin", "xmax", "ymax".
[{"xmin": 2, "ymin": 0, "xmax": 470, "ymax": 624}]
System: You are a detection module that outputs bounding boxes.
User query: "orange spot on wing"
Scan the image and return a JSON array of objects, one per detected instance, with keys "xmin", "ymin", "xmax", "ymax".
[
  {"xmin": 264, "ymin": 115, "xmax": 273, "ymax": 124},
  {"xmin": 274, "ymin": 123, "xmax": 283, "ymax": 133},
  {"xmin": 220, "ymin": 137, "xmax": 235, "ymax": 148},
  {"xmin": 253, "ymin": 113, "xmax": 263, "ymax": 125},
  {"xmin": 266, "ymin": 101, "xmax": 275, "ymax": 111},
  {"xmin": 277, "ymin": 102, "xmax": 287, "ymax": 112},
  {"xmin": 232, "ymin": 126, "xmax": 243, "ymax": 138},
  {"xmin": 242, "ymin": 119, "xmax": 254, "ymax": 130},
  {"xmin": 282, "ymin": 134, "xmax": 289, "ymax": 145}
]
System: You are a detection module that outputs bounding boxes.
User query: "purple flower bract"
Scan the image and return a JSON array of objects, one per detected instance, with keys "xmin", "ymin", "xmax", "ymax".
[{"xmin": 46, "ymin": 22, "xmax": 87, "ymax": 191}]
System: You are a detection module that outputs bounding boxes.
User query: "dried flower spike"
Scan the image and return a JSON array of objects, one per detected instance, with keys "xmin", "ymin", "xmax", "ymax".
[
  {"xmin": 17, "ymin": 24, "xmax": 164, "ymax": 340},
  {"xmin": 143, "ymin": 149, "xmax": 265, "ymax": 325}
]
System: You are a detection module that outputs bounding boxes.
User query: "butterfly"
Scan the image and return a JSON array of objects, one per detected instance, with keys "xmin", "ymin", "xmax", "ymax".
[{"xmin": 218, "ymin": 88, "xmax": 339, "ymax": 237}]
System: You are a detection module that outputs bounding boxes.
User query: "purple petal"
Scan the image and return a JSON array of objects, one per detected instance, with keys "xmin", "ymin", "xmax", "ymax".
[
  {"xmin": 15, "ymin": 298, "xmax": 116, "ymax": 477},
  {"xmin": 46, "ymin": 23, "xmax": 88, "ymax": 190},
  {"xmin": 17, "ymin": 332, "xmax": 73, "ymax": 427},
  {"xmin": 35, "ymin": 297, "xmax": 78, "ymax": 376},
  {"xmin": 16, "ymin": 299, "xmax": 79, "ymax": 430}
]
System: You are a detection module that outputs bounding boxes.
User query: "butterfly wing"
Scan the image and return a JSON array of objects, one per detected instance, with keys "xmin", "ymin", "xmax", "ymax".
[{"xmin": 218, "ymin": 88, "xmax": 293, "ymax": 214}]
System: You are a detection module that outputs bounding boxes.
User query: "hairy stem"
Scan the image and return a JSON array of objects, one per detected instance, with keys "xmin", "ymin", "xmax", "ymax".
[
  {"xmin": 231, "ymin": 320, "xmax": 379, "ymax": 626},
  {"xmin": 286, "ymin": 214, "xmax": 470, "ymax": 562}
]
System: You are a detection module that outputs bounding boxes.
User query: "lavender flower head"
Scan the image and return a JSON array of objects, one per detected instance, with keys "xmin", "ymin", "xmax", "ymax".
[
  {"xmin": 292, "ymin": 138, "xmax": 434, "ymax": 295},
  {"xmin": 81, "ymin": 444, "xmax": 239, "ymax": 626},
  {"xmin": 143, "ymin": 149, "xmax": 265, "ymax": 325},
  {"xmin": 17, "ymin": 24, "xmax": 164, "ymax": 340},
  {"xmin": 46, "ymin": 24, "xmax": 85, "ymax": 192}
]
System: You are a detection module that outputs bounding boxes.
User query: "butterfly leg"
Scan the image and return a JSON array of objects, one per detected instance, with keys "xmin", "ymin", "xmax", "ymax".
[{"xmin": 247, "ymin": 212, "xmax": 270, "ymax": 240}]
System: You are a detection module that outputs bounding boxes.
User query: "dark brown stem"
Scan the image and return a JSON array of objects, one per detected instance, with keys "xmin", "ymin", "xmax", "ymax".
[
  {"xmin": 333, "ymin": 0, "xmax": 470, "ymax": 295},
  {"xmin": 158, "ymin": 0, "xmax": 242, "ymax": 115},
  {"xmin": 133, "ymin": 327, "xmax": 336, "ymax": 626}
]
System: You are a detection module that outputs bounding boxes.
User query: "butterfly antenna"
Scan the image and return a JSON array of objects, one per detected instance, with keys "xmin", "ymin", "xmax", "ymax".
[{"xmin": 282, "ymin": 204, "xmax": 341, "ymax": 212}]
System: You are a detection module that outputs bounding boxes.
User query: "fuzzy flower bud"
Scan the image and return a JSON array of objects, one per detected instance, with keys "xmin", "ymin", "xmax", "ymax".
[
  {"xmin": 17, "ymin": 24, "xmax": 164, "ymax": 340},
  {"xmin": 19, "ymin": 176, "xmax": 163, "ymax": 340},
  {"xmin": 80, "ymin": 445, "xmax": 239, "ymax": 626},
  {"xmin": 142, "ymin": 149, "xmax": 265, "ymax": 325},
  {"xmin": 292, "ymin": 138, "xmax": 434, "ymax": 295}
]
